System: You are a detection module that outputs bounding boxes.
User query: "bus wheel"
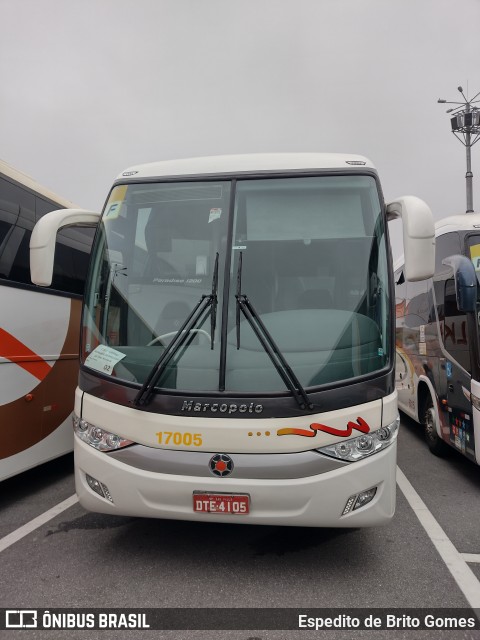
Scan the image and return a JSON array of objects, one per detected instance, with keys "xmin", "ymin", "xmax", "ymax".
[{"xmin": 423, "ymin": 395, "xmax": 449, "ymax": 457}]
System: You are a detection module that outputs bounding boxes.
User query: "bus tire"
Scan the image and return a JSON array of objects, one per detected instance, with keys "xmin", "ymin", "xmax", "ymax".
[{"xmin": 423, "ymin": 394, "xmax": 449, "ymax": 457}]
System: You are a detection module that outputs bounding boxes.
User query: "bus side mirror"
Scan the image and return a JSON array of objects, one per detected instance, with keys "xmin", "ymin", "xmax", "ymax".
[
  {"xmin": 387, "ymin": 196, "xmax": 435, "ymax": 281},
  {"xmin": 30, "ymin": 209, "xmax": 100, "ymax": 286},
  {"xmin": 442, "ymin": 254, "xmax": 477, "ymax": 313}
]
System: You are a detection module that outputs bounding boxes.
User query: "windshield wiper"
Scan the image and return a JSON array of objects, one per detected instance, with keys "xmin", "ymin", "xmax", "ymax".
[
  {"xmin": 235, "ymin": 253, "xmax": 314, "ymax": 411},
  {"xmin": 210, "ymin": 252, "xmax": 219, "ymax": 350},
  {"xmin": 134, "ymin": 253, "xmax": 219, "ymax": 407}
]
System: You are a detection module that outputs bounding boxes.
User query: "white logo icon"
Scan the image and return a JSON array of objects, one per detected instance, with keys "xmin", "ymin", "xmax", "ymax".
[{"xmin": 6, "ymin": 610, "xmax": 38, "ymax": 628}]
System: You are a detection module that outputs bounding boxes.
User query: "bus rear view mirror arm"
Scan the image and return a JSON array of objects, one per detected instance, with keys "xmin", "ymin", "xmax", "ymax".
[
  {"xmin": 386, "ymin": 196, "xmax": 435, "ymax": 282},
  {"xmin": 30, "ymin": 209, "xmax": 100, "ymax": 286}
]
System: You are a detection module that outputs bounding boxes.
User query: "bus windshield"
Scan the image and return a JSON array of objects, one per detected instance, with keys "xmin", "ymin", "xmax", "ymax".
[{"xmin": 82, "ymin": 175, "xmax": 390, "ymax": 394}]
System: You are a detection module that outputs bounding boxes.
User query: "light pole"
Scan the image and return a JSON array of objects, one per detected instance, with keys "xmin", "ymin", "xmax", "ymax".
[{"xmin": 438, "ymin": 86, "xmax": 480, "ymax": 213}]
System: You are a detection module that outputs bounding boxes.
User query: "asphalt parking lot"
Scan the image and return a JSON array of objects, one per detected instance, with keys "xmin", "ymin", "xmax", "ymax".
[{"xmin": 1, "ymin": 413, "xmax": 479, "ymax": 640}]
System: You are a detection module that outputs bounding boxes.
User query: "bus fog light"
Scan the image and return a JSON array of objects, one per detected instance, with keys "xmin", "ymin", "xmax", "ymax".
[
  {"xmin": 100, "ymin": 483, "xmax": 114, "ymax": 503},
  {"xmin": 86, "ymin": 473, "xmax": 103, "ymax": 497},
  {"xmin": 342, "ymin": 487, "xmax": 377, "ymax": 515},
  {"xmin": 85, "ymin": 474, "xmax": 114, "ymax": 503},
  {"xmin": 353, "ymin": 487, "xmax": 377, "ymax": 510},
  {"xmin": 342, "ymin": 495, "xmax": 357, "ymax": 515}
]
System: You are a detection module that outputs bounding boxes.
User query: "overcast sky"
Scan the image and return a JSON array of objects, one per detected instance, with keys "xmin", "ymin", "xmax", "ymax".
[{"xmin": 1, "ymin": 0, "xmax": 480, "ymax": 258}]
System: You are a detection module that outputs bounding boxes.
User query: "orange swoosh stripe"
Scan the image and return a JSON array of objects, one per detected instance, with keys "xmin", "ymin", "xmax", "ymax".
[
  {"xmin": 0, "ymin": 327, "xmax": 51, "ymax": 381},
  {"xmin": 277, "ymin": 418, "xmax": 371, "ymax": 438}
]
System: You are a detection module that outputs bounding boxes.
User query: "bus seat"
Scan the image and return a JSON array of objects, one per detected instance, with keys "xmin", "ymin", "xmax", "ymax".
[
  {"xmin": 143, "ymin": 209, "xmax": 178, "ymax": 278},
  {"xmin": 154, "ymin": 300, "xmax": 191, "ymax": 342},
  {"xmin": 298, "ymin": 289, "xmax": 333, "ymax": 309},
  {"xmin": 241, "ymin": 247, "xmax": 278, "ymax": 313}
]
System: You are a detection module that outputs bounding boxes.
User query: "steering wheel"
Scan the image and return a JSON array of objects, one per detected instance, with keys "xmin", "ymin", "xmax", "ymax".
[{"xmin": 147, "ymin": 328, "xmax": 211, "ymax": 347}]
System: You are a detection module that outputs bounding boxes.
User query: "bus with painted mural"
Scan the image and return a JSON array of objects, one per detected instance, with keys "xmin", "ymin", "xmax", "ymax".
[
  {"xmin": 0, "ymin": 160, "xmax": 94, "ymax": 481},
  {"xmin": 395, "ymin": 213, "xmax": 480, "ymax": 465},
  {"xmin": 30, "ymin": 153, "xmax": 434, "ymax": 526}
]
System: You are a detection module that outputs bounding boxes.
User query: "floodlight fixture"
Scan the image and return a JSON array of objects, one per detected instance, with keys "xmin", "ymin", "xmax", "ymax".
[{"xmin": 438, "ymin": 85, "xmax": 480, "ymax": 213}]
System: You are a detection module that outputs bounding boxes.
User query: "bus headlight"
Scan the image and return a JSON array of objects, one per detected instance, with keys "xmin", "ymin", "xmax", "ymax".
[
  {"xmin": 72, "ymin": 413, "xmax": 134, "ymax": 452},
  {"xmin": 316, "ymin": 415, "xmax": 400, "ymax": 462}
]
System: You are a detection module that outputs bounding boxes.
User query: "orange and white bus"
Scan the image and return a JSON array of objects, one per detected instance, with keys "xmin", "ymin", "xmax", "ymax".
[
  {"xmin": 0, "ymin": 160, "xmax": 94, "ymax": 481},
  {"xmin": 30, "ymin": 154, "xmax": 434, "ymax": 526}
]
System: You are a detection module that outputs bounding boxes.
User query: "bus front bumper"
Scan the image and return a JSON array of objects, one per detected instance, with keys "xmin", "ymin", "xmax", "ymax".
[{"xmin": 74, "ymin": 437, "xmax": 397, "ymax": 527}]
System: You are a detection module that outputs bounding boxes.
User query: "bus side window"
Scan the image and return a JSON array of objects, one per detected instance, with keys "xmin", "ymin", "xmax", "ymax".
[
  {"xmin": 404, "ymin": 279, "xmax": 428, "ymax": 331},
  {"xmin": 0, "ymin": 181, "xmax": 94, "ymax": 294},
  {"xmin": 444, "ymin": 279, "xmax": 458, "ymax": 318},
  {"xmin": 432, "ymin": 232, "xmax": 467, "ymax": 363},
  {"xmin": 435, "ymin": 232, "xmax": 461, "ymax": 276},
  {"xmin": 426, "ymin": 282, "xmax": 436, "ymax": 324},
  {"xmin": 443, "ymin": 278, "xmax": 471, "ymax": 374},
  {"xmin": 433, "ymin": 231, "xmax": 462, "ymax": 324},
  {"xmin": 0, "ymin": 176, "xmax": 35, "ymax": 285}
]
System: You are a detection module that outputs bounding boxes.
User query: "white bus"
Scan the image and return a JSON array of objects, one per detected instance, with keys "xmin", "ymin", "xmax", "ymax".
[
  {"xmin": 395, "ymin": 213, "xmax": 480, "ymax": 465},
  {"xmin": 30, "ymin": 154, "xmax": 434, "ymax": 526},
  {"xmin": 0, "ymin": 160, "xmax": 94, "ymax": 481}
]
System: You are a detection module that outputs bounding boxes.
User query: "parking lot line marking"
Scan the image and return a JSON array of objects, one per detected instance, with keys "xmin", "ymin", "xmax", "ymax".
[
  {"xmin": 397, "ymin": 466, "xmax": 480, "ymax": 609},
  {"xmin": 461, "ymin": 553, "xmax": 480, "ymax": 564},
  {"xmin": 0, "ymin": 494, "xmax": 78, "ymax": 553}
]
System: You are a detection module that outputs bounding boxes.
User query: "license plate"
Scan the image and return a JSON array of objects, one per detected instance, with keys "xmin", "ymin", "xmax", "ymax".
[{"xmin": 193, "ymin": 492, "xmax": 250, "ymax": 515}]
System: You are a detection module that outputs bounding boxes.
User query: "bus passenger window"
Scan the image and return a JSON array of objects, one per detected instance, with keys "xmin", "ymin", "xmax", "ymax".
[{"xmin": 443, "ymin": 278, "xmax": 471, "ymax": 374}]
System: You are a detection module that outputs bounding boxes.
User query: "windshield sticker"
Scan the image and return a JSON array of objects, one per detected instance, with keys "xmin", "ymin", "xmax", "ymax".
[
  {"xmin": 277, "ymin": 417, "xmax": 370, "ymax": 438},
  {"xmin": 196, "ymin": 256, "xmax": 208, "ymax": 275},
  {"xmin": 84, "ymin": 344, "xmax": 126, "ymax": 375},
  {"xmin": 104, "ymin": 185, "xmax": 127, "ymax": 220},
  {"xmin": 469, "ymin": 243, "xmax": 480, "ymax": 271},
  {"xmin": 208, "ymin": 208, "xmax": 222, "ymax": 223}
]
